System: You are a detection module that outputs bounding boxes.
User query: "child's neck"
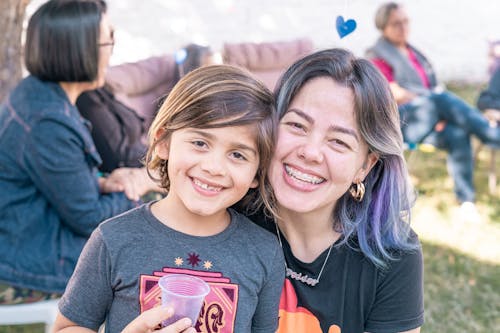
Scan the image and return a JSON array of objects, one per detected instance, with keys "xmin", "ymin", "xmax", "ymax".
[{"xmin": 150, "ymin": 196, "xmax": 231, "ymax": 237}]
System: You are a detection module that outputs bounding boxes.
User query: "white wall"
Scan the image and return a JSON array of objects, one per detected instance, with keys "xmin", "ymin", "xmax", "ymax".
[{"xmin": 27, "ymin": 0, "xmax": 500, "ymax": 83}]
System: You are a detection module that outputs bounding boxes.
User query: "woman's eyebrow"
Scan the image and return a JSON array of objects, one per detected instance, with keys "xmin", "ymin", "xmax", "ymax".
[
  {"xmin": 287, "ymin": 109, "xmax": 359, "ymax": 142},
  {"xmin": 328, "ymin": 124, "xmax": 359, "ymax": 142}
]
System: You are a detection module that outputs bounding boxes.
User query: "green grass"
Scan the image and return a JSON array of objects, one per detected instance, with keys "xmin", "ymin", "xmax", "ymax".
[
  {"xmin": 1, "ymin": 83, "xmax": 499, "ymax": 333},
  {"xmin": 405, "ymin": 82, "xmax": 500, "ymax": 332},
  {"xmin": 0, "ymin": 325, "xmax": 43, "ymax": 333}
]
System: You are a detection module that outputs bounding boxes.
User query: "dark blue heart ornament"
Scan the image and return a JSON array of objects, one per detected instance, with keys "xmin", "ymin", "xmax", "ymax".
[{"xmin": 336, "ymin": 15, "xmax": 356, "ymax": 38}]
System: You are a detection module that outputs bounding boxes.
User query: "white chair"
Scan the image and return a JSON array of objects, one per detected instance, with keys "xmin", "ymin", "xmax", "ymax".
[{"xmin": 0, "ymin": 298, "xmax": 60, "ymax": 333}]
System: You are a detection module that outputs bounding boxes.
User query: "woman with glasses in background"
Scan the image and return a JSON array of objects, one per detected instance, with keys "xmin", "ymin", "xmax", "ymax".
[
  {"xmin": 366, "ymin": 2, "xmax": 500, "ymax": 222},
  {"xmin": 0, "ymin": 0, "xmax": 159, "ymax": 305}
]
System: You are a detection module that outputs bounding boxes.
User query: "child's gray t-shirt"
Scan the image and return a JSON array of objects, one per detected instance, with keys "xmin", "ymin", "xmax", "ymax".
[{"xmin": 59, "ymin": 203, "xmax": 285, "ymax": 332}]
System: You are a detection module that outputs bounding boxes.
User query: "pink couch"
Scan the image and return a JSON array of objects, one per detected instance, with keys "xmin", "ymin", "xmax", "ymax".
[
  {"xmin": 105, "ymin": 55, "xmax": 177, "ymax": 126},
  {"xmin": 223, "ymin": 38, "xmax": 314, "ymax": 90},
  {"xmin": 104, "ymin": 38, "xmax": 314, "ymax": 124}
]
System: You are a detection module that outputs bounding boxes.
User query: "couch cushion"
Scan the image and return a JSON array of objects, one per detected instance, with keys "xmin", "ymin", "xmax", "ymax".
[{"xmin": 223, "ymin": 38, "xmax": 314, "ymax": 89}]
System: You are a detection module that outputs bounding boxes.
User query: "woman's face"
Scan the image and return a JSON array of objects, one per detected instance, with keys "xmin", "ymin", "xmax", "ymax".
[
  {"xmin": 268, "ymin": 77, "xmax": 378, "ymax": 217},
  {"xmin": 94, "ymin": 13, "xmax": 114, "ymax": 88},
  {"xmin": 382, "ymin": 7, "xmax": 410, "ymax": 47}
]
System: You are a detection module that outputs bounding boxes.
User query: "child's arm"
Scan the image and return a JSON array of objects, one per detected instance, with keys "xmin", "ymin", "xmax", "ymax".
[
  {"xmin": 57, "ymin": 229, "xmax": 113, "ymax": 330},
  {"xmin": 251, "ymin": 245, "xmax": 286, "ymax": 332},
  {"xmin": 53, "ymin": 312, "xmax": 95, "ymax": 332},
  {"xmin": 53, "ymin": 306, "xmax": 197, "ymax": 333}
]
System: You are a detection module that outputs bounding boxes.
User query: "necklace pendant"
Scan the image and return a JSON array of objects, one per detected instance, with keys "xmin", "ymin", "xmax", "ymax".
[{"xmin": 286, "ymin": 267, "xmax": 319, "ymax": 286}]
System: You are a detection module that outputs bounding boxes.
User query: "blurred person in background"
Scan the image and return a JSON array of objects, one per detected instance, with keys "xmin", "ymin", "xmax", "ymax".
[
  {"xmin": 0, "ymin": 0, "xmax": 159, "ymax": 304},
  {"xmin": 477, "ymin": 67, "xmax": 500, "ymax": 126},
  {"xmin": 76, "ymin": 44, "xmax": 216, "ymax": 173},
  {"xmin": 366, "ymin": 2, "xmax": 500, "ymax": 222}
]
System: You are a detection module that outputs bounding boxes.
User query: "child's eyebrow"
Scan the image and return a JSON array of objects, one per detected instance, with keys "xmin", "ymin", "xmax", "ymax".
[
  {"xmin": 188, "ymin": 129, "xmax": 258, "ymax": 155},
  {"xmin": 232, "ymin": 143, "xmax": 258, "ymax": 156}
]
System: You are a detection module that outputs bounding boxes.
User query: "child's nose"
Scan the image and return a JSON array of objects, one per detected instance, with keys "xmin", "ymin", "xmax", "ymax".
[{"xmin": 200, "ymin": 153, "xmax": 227, "ymax": 176}]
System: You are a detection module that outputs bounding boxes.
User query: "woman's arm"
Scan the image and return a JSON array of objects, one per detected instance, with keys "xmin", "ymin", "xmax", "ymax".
[
  {"xmin": 388, "ymin": 82, "xmax": 417, "ymax": 105},
  {"xmin": 370, "ymin": 58, "xmax": 417, "ymax": 105}
]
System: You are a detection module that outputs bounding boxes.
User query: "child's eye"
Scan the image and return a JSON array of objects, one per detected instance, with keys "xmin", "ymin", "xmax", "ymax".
[
  {"xmin": 231, "ymin": 151, "xmax": 247, "ymax": 161},
  {"xmin": 191, "ymin": 140, "xmax": 208, "ymax": 148}
]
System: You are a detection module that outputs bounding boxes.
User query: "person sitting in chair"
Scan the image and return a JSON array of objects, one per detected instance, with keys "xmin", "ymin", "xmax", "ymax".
[{"xmin": 365, "ymin": 2, "xmax": 500, "ymax": 221}]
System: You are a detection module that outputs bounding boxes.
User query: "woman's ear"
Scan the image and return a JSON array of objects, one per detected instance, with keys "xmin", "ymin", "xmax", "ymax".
[
  {"xmin": 356, "ymin": 151, "xmax": 379, "ymax": 182},
  {"xmin": 155, "ymin": 128, "xmax": 170, "ymax": 160}
]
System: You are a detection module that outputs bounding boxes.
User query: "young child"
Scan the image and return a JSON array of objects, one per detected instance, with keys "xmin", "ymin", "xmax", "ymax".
[{"xmin": 54, "ymin": 65, "xmax": 285, "ymax": 332}]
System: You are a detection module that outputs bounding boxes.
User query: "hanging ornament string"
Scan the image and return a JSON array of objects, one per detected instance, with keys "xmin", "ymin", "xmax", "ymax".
[{"xmin": 274, "ymin": 223, "xmax": 334, "ymax": 287}]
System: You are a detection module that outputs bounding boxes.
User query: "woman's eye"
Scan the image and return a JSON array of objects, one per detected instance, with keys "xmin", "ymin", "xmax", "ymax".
[{"xmin": 330, "ymin": 139, "xmax": 350, "ymax": 149}]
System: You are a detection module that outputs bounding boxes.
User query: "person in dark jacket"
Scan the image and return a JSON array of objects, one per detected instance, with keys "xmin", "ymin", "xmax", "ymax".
[
  {"xmin": 76, "ymin": 85, "xmax": 148, "ymax": 173},
  {"xmin": 76, "ymin": 44, "xmax": 214, "ymax": 173},
  {"xmin": 477, "ymin": 67, "xmax": 500, "ymax": 126}
]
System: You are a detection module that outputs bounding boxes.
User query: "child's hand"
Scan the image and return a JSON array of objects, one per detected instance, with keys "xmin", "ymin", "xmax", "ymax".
[{"xmin": 121, "ymin": 306, "xmax": 196, "ymax": 333}]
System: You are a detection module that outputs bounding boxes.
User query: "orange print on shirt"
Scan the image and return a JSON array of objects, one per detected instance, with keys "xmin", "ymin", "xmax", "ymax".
[{"xmin": 277, "ymin": 279, "xmax": 341, "ymax": 333}]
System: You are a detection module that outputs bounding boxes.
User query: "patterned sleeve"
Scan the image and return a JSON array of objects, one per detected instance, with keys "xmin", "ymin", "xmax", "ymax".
[
  {"xmin": 251, "ymin": 241, "xmax": 286, "ymax": 332},
  {"xmin": 58, "ymin": 227, "xmax": 113, "ymax": 330},
  {"xmin": 364, "ymin": 247, "xmax": 424, "ymax": 333}
]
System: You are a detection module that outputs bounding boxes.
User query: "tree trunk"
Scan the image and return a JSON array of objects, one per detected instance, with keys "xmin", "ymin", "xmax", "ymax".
[{"xmin": 0, "ymin": 0, "xmax": 30, "ymax": 103}]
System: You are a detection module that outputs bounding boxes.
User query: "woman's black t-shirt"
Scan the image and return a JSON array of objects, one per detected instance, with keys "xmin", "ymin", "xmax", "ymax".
[{"xmin": 253, "ymin": 215, "xmax": 424, "ymax": 333}]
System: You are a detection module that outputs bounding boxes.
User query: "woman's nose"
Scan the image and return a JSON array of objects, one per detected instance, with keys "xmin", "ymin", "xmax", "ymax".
[{"xmin": 296, "ymin": 138, "xmax": 324, "ymax": 164}]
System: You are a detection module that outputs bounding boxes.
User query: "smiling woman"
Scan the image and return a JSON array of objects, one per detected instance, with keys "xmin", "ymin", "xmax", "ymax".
[{"xmin": 244, "ymin": 48, "xmax": 424, "ymax": 333}]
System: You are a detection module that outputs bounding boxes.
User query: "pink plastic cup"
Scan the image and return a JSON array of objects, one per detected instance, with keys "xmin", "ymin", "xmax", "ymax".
[{"xmin": 158, "ymin": 274, "xmax": 211, "ymax": 327}]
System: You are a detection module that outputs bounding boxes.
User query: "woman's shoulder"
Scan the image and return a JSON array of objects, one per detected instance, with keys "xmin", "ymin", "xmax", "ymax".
[
  {"xmin": 11, "ymin": 76, "xmax": 68, "ymax": 107},
  {"xmin": 343, "ymin": 228, "xmax": 422, "ymax": 267},
  {"xmin": 9, "ymin": 77, "xmax": 81, "ymax": 127}
]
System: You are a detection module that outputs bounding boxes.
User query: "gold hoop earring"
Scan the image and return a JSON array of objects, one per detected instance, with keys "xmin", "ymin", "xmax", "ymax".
[{"xmin": 349, "ymin": 181, "xmax": 365, "ymax": 202}]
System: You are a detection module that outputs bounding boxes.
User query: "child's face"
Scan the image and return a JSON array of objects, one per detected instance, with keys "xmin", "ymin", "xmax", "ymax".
[{"xmin": 157, "ymin": 125, "xmax": 260, "ymax": 219}]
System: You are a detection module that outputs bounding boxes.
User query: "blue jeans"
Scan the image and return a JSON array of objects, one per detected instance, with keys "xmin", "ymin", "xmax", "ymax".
[{"xmin": 398, "ymin": 90, "xmax": 500, "ymax": 203}]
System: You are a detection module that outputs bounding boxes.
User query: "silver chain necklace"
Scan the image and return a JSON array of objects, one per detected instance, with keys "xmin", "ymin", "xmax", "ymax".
[{"xmin": 274, "ymin": 223, "xmax": 334, "ymax": 287}]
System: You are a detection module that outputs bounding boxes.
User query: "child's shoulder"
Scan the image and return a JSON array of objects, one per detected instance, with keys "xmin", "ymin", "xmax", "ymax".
[{"xmin": 98, "ymin": 203, "xmax": 150, "ymax": 236}]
